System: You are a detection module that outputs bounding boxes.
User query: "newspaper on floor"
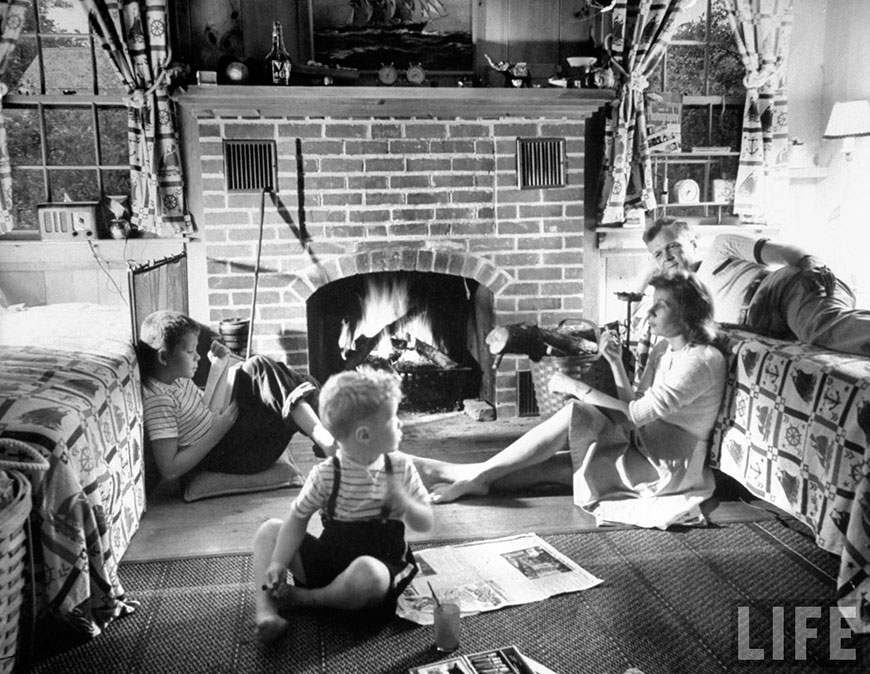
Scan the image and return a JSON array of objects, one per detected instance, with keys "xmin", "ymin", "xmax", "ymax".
[{"xmin": 397, "ymin": 533, "xmax": 602, "ymax": 625}]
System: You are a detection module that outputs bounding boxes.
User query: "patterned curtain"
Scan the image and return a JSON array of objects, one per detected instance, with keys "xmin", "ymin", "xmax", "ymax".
[
  {"xmin": 723, "ymin": 0, "xmax": 794, "ymax": 223},
  {"xmin": 78, "ymin": 0, "xmax": 192, "ymax": 236},
  {"xmin": 0, "ymin": 0, "xmax": 30, "ymax": 235},
  {"xmin": 599, "ymin": 0, "xmax": 694, "ymax": 225}
]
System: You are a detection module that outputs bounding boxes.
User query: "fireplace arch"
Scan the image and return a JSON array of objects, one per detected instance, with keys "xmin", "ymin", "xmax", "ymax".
[{"xmin": 300, "ymin": 247, "xmax": 507, "ymax": 410}]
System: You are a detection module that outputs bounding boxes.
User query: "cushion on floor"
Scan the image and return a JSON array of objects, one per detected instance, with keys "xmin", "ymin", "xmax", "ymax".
[{"xmin": 183, "ymin": 452, "xmax": 302, "ymax": 502}]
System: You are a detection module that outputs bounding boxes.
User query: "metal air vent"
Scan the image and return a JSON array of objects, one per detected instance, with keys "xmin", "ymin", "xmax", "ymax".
[
  {"xmin": 517, "ymin": 370, "xmax": 539, "ymax": 417},
  {"xmin": 223, "ymin": 140, "xmax": 277, "ymax": 192},
  {"xmin": 516, "ymin": 137, "xmax": 567, "ymax": 189}
]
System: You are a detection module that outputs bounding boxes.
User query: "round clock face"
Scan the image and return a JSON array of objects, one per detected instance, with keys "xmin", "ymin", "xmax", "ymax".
[
  {"xmin": 672, "ymin": 178, "xmax": 701, "ymax": 204},
  {"xmin": 378, "ymin": 64, "xmax": 398, "ymax": 86},
  {"xmin": 406, "ymin": 64, "xmax": 426, "ymax": 85}
]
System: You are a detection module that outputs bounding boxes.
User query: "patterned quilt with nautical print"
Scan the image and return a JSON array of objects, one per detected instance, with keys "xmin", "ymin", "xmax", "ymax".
[
  {"xmin": 710, "ymin": 329, "xmax": 870, "ymax": 633},
  {"xmin": 0, "ymin": 303, "xmax": 145, "ymax": 637}
]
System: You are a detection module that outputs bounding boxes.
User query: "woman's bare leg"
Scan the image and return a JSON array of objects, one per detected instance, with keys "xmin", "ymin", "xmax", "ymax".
[{"xmin": 418, "ymin": 404, "xmax": 573, "ymax": 503}]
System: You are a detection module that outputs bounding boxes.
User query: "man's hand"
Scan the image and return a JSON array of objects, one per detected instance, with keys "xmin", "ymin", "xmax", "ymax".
[{"xmin": 798, "ymin": 255, "xmax": 836, "ymax": 296}]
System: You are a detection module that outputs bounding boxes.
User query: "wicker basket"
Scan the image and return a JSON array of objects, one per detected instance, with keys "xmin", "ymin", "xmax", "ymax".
[
  {"xmin": 0, "ymin": 440, "xmax": 49, "ymax": 674},
  {"xmin": 528, "ymin": 317, "xmax": 616, "ymax": 418},
  {"xmin": 530, "ymin": 354, "xmax": 617, "ymax": 418}
]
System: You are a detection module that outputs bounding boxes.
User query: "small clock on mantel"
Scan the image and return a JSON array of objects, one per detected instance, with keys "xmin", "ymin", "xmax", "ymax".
[
  {"xmin": 406, "ymin": 63, "xmax": 426, "ymax": 85},
  {"xmin": 671, "ymin": 178, "xmax": 701, "ymax": 204},
  {"xmin": 378, "ymin": 63, "xmax": 398, "ymax": 86}
]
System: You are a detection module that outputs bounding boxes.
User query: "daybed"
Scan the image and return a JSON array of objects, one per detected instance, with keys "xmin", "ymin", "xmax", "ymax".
[
  {"xmin": 0, "ymin": 249, "xmax": 187, "ymax": 639},
  {"xmin": 0, "ymin": 303, "xmax": 144, "ymax": 636},
  {"xmin": 709, "ymin": 328, "xmax": 870, "ymax": 634}
]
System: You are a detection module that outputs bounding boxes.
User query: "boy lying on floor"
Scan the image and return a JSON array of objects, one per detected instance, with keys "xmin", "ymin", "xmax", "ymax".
[{"xmin": 253, "ymin": 367, "xmax": 434, "ymax": 644}]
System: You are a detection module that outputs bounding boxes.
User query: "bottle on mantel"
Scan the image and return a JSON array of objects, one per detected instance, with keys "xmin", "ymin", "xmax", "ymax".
[{"xmin": 264, "ymin": 20, "xmax": 292, "ymax": 85}]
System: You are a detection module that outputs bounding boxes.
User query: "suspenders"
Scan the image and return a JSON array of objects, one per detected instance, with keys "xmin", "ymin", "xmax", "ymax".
[{"xmin": 325, "ymin": 453, "xmax": 393, "ymax": 521}]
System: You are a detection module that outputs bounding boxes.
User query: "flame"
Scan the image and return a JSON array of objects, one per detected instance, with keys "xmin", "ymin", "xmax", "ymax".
[{"xmin": 339, "ymin": 276, "xmax": 444, "ymax": 362}]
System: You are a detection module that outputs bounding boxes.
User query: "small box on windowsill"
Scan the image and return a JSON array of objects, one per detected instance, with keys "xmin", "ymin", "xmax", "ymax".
[
  {"xmin": 36, "ymin": 202, "xmax": 100, "ymax": 241},
  {"xmin": 197, "ymin": 71, "xmax": 218, "ymax": 86}
]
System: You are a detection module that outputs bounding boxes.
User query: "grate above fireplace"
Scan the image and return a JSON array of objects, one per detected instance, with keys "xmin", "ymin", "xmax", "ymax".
[{"xmin": 223, "ymin": 140, "xmax": 277, "ymax": 192}]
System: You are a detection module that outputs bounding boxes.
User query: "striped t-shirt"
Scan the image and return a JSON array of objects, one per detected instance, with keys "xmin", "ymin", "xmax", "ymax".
[
  {"xmin": 142, "ymin": 377, "xmax": 214, "ymax": 448},
  {"xmin": 291, "ymin": 450, "xmax": 429, "ymax": 522}
]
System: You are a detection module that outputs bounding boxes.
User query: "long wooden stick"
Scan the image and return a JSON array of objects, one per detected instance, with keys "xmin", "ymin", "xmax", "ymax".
[{"xmin": 246, "ymin": 187, "xmax": 269, "ymax": 360}]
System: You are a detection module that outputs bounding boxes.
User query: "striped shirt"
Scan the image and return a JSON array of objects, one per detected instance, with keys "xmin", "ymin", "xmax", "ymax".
[
  {"xmin": 142, "ymin": 376, "xmax": 214, "ymax": 448},
  {"xmin": 291, "ymin": 450, "xmax": 429, "ymax": 522}
]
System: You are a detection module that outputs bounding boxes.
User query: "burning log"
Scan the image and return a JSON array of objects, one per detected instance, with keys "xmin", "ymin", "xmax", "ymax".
[
  {"xmin": 343, "ymin": 306, "xmax": 426, "ymax": 370},
  {"xmin": 412, "ymin": 338, "xmax": 457, "ymax": 369},
  {"xmin": 486, "ymin": 322, "xmax": 598, "ymax": 368}
]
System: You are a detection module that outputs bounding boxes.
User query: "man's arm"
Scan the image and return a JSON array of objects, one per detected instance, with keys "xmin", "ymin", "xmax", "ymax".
[{"xmin": 756, "ymin": 239, "xmax": 817, "ymax": 269}]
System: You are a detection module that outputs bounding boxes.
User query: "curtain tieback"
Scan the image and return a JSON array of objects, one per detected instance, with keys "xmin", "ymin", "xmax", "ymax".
[
  {"xmin": 608, "ymin": 60, "xmax": 649, "ymax": 94},
  {"xmin": 628, "ymin": 72, "xmax": 650, "ymax": 93},
  {"xmin": 742, "ymin": 67, "xmax": 778, "ymax": 91},
  {"xmin": 122, "ymin": 68, "xmax": 170, "ymax": 110}
]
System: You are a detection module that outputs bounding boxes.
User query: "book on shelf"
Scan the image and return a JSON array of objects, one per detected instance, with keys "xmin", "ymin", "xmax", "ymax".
[
  {"xmin": 409, "ymin": 645, "xmax": 558, "ymax": 674},
  {"xmin": 202, "ymin": 341, "xmax": 244, "ymax": 413}
]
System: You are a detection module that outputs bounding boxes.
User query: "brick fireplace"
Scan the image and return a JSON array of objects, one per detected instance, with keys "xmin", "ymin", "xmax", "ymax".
[{"xmin": 178, "ymin": 87, "xmax": 610, "ymax": 416}]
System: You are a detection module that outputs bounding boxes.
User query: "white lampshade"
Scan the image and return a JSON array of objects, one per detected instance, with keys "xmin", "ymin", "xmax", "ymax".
[
  {"xmin": 824, "ymin": 100, "xmax": 870, "ymax": 160},
  {"xmin": 823, "ymin": 100, "xmax": 870, "ymax": 138}
]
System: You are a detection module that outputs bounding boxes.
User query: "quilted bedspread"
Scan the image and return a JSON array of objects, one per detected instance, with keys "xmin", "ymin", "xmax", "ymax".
[
  {"xmin": 710, "ymin": 329, "xmax": 870, "ymax": 634},
  {"xmin": 0, "ymin": 303, "xmax": 145, "ymax": 636}
]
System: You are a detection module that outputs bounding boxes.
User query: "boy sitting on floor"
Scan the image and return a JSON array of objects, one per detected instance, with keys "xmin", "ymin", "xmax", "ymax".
[
  {"xmin": 139, "ymin": 310, "xmax": 337, "ymax": 485},
  {"xmin": 253, "ymin": 367, "xmax": 434, "ymax": 644}
]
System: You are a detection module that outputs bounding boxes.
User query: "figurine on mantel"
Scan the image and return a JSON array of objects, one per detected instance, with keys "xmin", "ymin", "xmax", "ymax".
[{"xmin": 485, "ymin": 54, "xmax": 531, "ymax": 88}]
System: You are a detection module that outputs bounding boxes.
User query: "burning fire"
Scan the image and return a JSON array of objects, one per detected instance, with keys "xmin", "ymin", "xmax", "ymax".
[{"xmin": 338, "ymin": 276, "xmax": 446, "ymax": 366}]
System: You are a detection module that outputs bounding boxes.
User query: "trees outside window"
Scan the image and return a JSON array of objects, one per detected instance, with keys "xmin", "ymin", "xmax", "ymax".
[
  {"xmin": 646, "ymin": 0, "xmax": 745, "ymax": 213},
  {"xmin": 2, "ymin": 0, "xmax": 127, "ymax": 236}
]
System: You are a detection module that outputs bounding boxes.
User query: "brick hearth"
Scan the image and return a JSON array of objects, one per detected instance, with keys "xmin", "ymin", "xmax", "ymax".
[{"xmin": 178, "ymin": 87, "xmax": 610, "ymax": 415}]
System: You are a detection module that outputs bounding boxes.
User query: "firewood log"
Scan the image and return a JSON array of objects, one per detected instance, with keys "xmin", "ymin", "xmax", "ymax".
[
  {"xmin": 486, "ymin": 322, "xmax": 598, "ymax": 363},
  {"xmin": 412, "ymin": 338, "xmax": 457, "ymax": 369},
  {"xmin": 343, "ymin": 306, "xmax": 426, "ymax": 369}
]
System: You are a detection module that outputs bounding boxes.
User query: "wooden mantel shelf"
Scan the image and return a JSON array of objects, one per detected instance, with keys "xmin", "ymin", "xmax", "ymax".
[{"xmin": 175, "ymin": 85, "xmax": 614, "ymax": 119}]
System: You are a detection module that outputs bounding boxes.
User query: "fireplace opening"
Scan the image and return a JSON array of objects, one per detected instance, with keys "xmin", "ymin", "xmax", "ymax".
[{"xmin": 307, "ymin": 271, "xmax": 495, "ymax": 413}]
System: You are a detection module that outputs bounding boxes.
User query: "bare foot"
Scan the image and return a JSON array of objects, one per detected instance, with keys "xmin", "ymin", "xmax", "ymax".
[
  {"xmin": 429, "ymin": 479, "xmax": 490, "ymax": 503},
  {"xmin": 256, "ymin": 614, "xmax": 289, "ymax": 644},
  {"xmin": 414, "ymin": 457, "xmax": 483, "ymax": 489}
]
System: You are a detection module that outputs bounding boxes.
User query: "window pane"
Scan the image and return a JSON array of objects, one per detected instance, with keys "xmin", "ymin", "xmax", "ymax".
[
  {"xmin": 46, "ymin": 107, "xmax": 95, "ymax": 165},
  {"xmin": 101, "ymin": 169, "xmax": 130, "ymax": 198},
  {"xmin": 39, "ymin": 0, "xmax": 89, "ymax": 34},
  {"xmin": 42, "ymin": 35, "xmax": 93, "ymax": 94},
  {"xmin": 5, "ymin": 36, "xmax": 40, "ymax": 94},
  {"xmin": 94, "ymin": 48, "xmax": 126, "ymax": 95},
  {"xmin": 710, "ymin": 106, "xmax": 743, "ymax": 150},
  {"xmin": 5, "ymin": 107, "xmax": 42, "ymax": 165},
  {"xmin": 49, "ymin": 168, "xmax": 98, "ymax": 202},
  {"xmin": 666, "ymin": 44, "xmax": 706, "ymax": 95},
  {"xmin": 11, "ymin": 168, "xmax": 45, "ymax": 230},
  {"xmin": 709, "ymin": 43, "xmax": 745, "ymax": 96},
  {"xmin": 681, "ymin": 107, "xmax": 710, "ymax": 150},
  {"xmin": 673, "ymin": 0, "xmax": 709, "ymax": 41},
  {"xmin": 97, "ymin": 107, "xmax": 128, "ymax": 165}
]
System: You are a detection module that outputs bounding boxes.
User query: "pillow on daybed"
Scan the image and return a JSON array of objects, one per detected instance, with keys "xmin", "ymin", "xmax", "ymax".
[{"xmin": 183, "ymin": 452, "xmax": 303, "ymax": 503}]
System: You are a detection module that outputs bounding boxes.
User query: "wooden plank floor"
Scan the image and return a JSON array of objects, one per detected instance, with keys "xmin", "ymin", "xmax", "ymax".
[{"xmin": 124, "ymin": 411, "xmax": 784, "ymax": 563}]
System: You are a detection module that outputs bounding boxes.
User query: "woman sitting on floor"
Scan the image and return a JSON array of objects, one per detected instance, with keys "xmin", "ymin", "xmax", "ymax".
[{"xmin": 415, "ymin": 270, "xmax": 728, "ymax": 529}]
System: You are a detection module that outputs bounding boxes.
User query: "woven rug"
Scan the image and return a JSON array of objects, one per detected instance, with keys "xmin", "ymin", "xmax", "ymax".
[{"xmin": 30, "ymin": 521, "xmax": 868, "ymax": 674}]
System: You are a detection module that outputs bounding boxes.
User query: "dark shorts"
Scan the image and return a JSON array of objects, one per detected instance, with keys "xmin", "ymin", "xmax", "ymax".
[{"xmin": 297, "ymin": 519, "xmax": 418, "ymax": 612}]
